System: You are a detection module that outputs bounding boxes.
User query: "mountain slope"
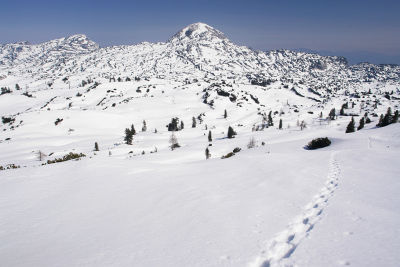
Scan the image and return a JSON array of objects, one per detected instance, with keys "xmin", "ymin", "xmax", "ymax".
[{"xmin": 1, "ymin": 22, "xmax": 399, "ymax": 91}]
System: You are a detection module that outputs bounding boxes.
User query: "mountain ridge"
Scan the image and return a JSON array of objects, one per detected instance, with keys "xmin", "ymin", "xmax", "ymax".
[{"xmin": 0, "ymin": 22, "xmax": 399, "ymax": 94}]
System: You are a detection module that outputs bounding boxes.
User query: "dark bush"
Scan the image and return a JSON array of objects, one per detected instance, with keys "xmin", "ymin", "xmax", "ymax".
[
  {"xmin": 46, "ymin": 152, "xmax": 86, "ymax": 164},
  {"xmin": 221, "ymin": 152, "xmax": 235, "ymax": 159},
  {"xmin": 307, "ymin": 137, "xmax": 331, "ymax": 150},
  {"xmin": 233, "ymin": 147, "xmax": 241, "ymax": 153},
  {"xmin": 2, "ymin": 117, "xmax": 14, "ymax": 124}
]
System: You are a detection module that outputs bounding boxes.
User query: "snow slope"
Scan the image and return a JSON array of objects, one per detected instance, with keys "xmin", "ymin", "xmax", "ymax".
[
  {"xmin": 0, "ymin": 23, "xmax": 399, "ymax": 267},
  {"xmin": 1, "ymin": 121, "xmax": 399, "ymax": 267}
]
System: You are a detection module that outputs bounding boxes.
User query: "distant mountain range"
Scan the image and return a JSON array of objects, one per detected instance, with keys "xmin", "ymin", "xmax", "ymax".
[
  {"xmin": 293, "ymin": 48, "xmax": 400, "ymax": 66},
  {"xmin": 0, "ymin": 22, "xmax": 399, "ymax": 95}
]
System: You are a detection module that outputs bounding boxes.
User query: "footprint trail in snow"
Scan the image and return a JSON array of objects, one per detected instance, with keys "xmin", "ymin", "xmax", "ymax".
[{"xmin": 249, "ymin": 152, "xmax": 341, "ymax": 267}]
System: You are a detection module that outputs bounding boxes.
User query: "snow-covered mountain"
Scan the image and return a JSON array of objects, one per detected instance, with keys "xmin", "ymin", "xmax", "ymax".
[
  {"xmin": 1, "ymin": 23, "xmax": 399, "ymax": 88},
  {"xmin": 0, "ymin": 23, "xmax": 399, "ymax": 267}
]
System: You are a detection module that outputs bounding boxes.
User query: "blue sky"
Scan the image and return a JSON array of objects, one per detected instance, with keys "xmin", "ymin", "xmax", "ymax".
[{"xmin": 1, "ymin": 0, "xmax": 399, "ymax": 64}]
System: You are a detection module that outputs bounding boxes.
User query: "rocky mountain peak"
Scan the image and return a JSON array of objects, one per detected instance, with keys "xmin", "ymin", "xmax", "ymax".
[{"xmin": 168, "ymin": 22, "xmax": 228, "ymax": 43}]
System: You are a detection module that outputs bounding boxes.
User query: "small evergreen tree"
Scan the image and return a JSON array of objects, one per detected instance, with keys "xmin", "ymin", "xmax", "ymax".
[
  {"xmin": 94, "ymin": 142, "xmax": 99, "ymax": 151},
  {"xmin": 268, "ymin": 111, "xmax": 274, "ymax": 126},
  {"xmin": 168, "ymin": 117, "xmax": 179, "ymax": 131},
  {"xmin": 224, "ymin": 109, "xmax": 227, "ymax": 119},
  {"xmin": 357, "ymin": 117, "xmax": 365, "ymax": 130},
  {"xmin": 340, "ymin": 106, "xmax": 345, "ymax": 116},
  {"xmin": 192, "ymin": 116, "xmax": 196, "ymax": 128},
  {"xmin": 180, "ymin": 120, "xmax": 184, "ymax": 130},
  {"xmin": 130, "ymin": 124, "xmax": 136, "ymax": 135},
  {"xmin": 382, "ymin": 107, "xmax": 392, "ymax": 127},
  {"xmin": 393, "ymin": 110, "xmax": 399, "ymax": 123},
  {"xmin": 124, "ymin": 128, "xmax": 133, "ymax": 145},
  {"xmin": 329, "ymin": 108, "xmax": 336, "ymax": 120},
  {"xmin": 300, "ymin": 120, "xmax": 307, "ymax": 130},
  {"xmin": 377, "ymin": 114, "xmax": 383, "ymax": 127},
  {"xmin": 227, "ymin": 126, "xmax": 236, "ymax": 138},
  {"xmin": 142, "ymin": 120, "xmax": 147, "ymax": 132},
  {"xmin": 346, "ymin": 117, "xmax": 355, "ymax": 133},
  {"xmin": 279, "ymin": 119, "xmax": 282, "ymax": 130},
  {"xmin": 15, "ymin": 84, "xmax": 20, "ymax": 90},
  {"xmin": 208, "ymin": 130, "xmax": 212, "ymax": 142},
  {"xmin": 205, "ymin": 147, "xmax": 210, "ymax": 159}
]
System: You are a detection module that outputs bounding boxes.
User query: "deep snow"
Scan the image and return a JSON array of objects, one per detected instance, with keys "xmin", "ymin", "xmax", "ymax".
[{"xmin": 0, "ymin": 23, "xmax": 400, "ymax": 267}]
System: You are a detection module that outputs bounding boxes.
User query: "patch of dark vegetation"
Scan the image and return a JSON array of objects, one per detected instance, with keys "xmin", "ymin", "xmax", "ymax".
[
  {"xmin": 46, "ymin": 152, "xmax": 86, "ymax": 165},
  {"xmin": 250, "ymin": 94, "xmax": 260, "ymax": 104},
  {"xmin": 2, "ymin": 116, "xmax": 15, "ymax": 124},
  {"xmin": 22, "ymin": 91, "xmax": 33, "ymax": 98},
  {"xmin": 1, "ymin": 87, "xmax": 12, "ymax": 95},
  {"xmin": 221, "ymin": 147, "xmax": 241, "ymax": 159},
  {"xmin": 0, "ymin": 164, "xmax": 20, "ymax": 171},
  {"xmin": 54, "ymin": 118, "xmax": 63, "ymax": 125},
  {"xmin": 306, "ymin": 137, "xmax": 331, "ymax": 150},
  {"xmin": 377, "ymin": 107, "xmax": 399, "ymax": 128},
  {"xmin": 221, "ymin": 152, "xmax": 235, "ymax": 159},
  {"xmin": 232, "ymin": 147, "xmax": 241, "ymax": 153}
]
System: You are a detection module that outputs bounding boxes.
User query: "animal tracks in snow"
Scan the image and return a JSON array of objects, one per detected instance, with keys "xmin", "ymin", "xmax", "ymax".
[{"xmin": 249, "ymin": 152, "xmax": 341, "ymax": 267}]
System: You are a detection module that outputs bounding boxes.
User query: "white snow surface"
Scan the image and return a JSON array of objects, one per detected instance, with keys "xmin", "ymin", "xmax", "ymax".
[{"xmin": 0, "ymin": 23, "xmax": 400, "ymax": 267}]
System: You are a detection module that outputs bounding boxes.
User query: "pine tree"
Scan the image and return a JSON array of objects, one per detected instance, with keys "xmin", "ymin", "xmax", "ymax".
[
  {"xmin": 168, "ymin": 118, "xmax": 179, "ymax": 131},
  {"xmin": 130, "ymin": 124, "xmax": 136, "ymax": 135},
  {"xmin": 382, "ymin": 107, "xmax": 392, "ymax": 127},
  {"xmin": 205, "ymin": 147, "xmax": 210, "ymax": 159},
  {"xmin": 192, "ymin": 117, "xmax": 196, "ymax": 128},
  {"xmin": 227, "ymin": 126, "xmax": 236, "ymax": 138},
  {"xmin": 377, "ymin": 114, "xmax": 384, "ymax": 127},
  {"xmin": 346, "ymin": 117, "xmax": 355, "ymax": 133},
  {"xmin": 142, "ymin": 120, "xmax": 147, "ymax": 132},
  {"xmin": 300, "ymin": 120, "xmax": 307, "ymax": 130},
  {"xmin": 329, "ymin": 108, "xmax": 336, "ymax": 120},
  {"xmin": 357, "ymin": 117, "xmax": 365, "ymax": 130},
  {"xmin": 208, "ymin": 130, "xmax": 212, "ymax": 142},
  {"xmin": 180, "ymin": 120, "xmax": 184, "ymax": 130},
  {"xmin": 393, "ymin": 110, "xmax": 399, "ymax": 123},
  {"xmin": 279, "ymin": 119, "xmax": 282, "ymax": 130},
  {"xmin": 94, "ymin": 142, "xmax": 99, "ymax": 151},
  {"xmin": 340, "ymin": 105, "xmax": 345, "ymax": 116},
  {"xmin": 124, "ymin": 128, "xmax": 133, "ymax": 145},
  {"xmin": 268, "ymin": 111, "xmax": 273, "ymax": 126},
  {"xmin": 224, "ymin": 109, "xmax": 227, "ymax": 119},
  {"xmin": 15, "ymin": 84, "xmax": 20, "ymax": 90}
]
